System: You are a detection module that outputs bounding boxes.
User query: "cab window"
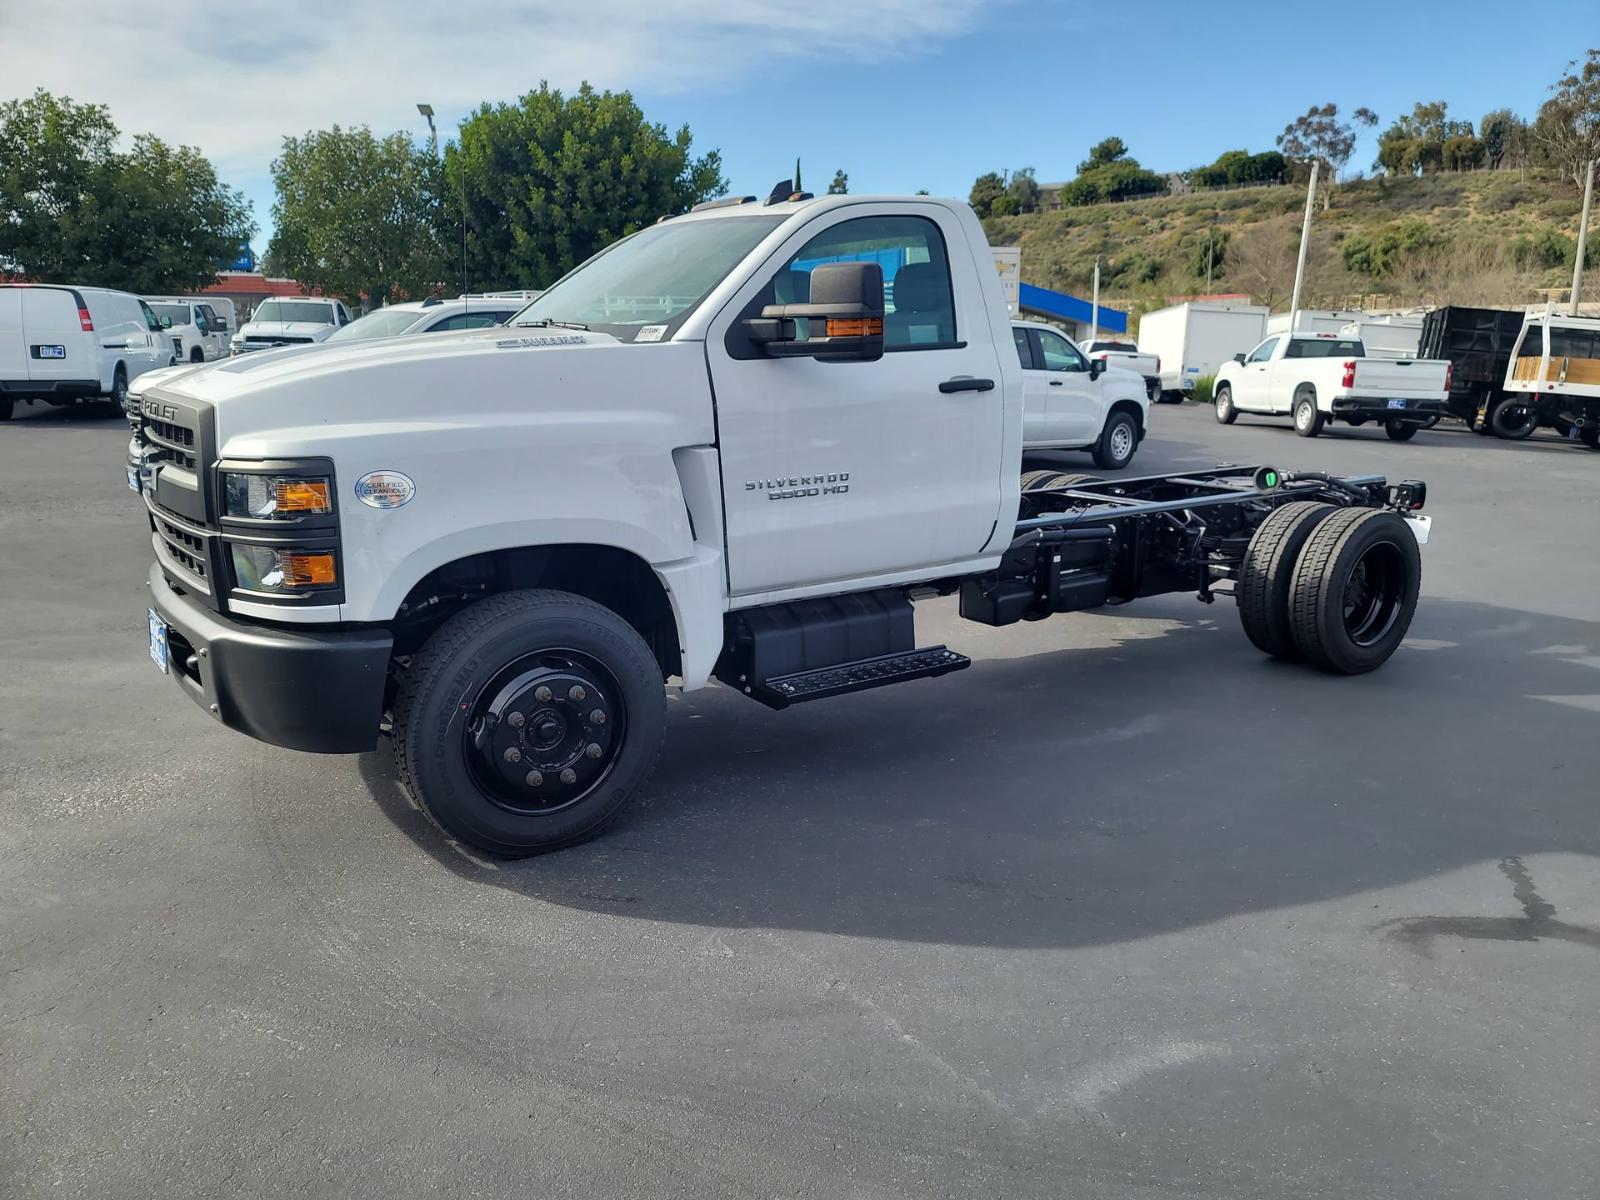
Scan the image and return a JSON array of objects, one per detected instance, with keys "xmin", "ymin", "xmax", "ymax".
[
  {"xmin": 1013, "ymin": 327, "xmax": 1035, "ymax": 369},
  {"xmin": 783, "ymin": 215, "xmax": 956, "ymax": 350},
  {"xmin": 1245, "ymin": 337, "xmax": 1279, "ymax": 364},
  {"xmin": 1034, "ymin": 328, "xmax": 1087, "ymax": 372},
  {"xmin": 433, "ymin": 311, "xmax": 510, "ymax": 331}
]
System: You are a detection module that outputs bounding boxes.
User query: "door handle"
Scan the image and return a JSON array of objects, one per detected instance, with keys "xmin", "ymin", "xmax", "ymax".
[
  {"xmin": 939, "ymin": 377, "xmax": 995, "ymax": 394},
  {"xmin": 1048, "ymin": 380, "xmax": 1063, "ymax": 387}
]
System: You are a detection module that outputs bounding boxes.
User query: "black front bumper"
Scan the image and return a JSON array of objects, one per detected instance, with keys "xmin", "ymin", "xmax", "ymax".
[
  {"xmin": 1331, "ymin": 397, "xmax": 1445, "ymax": 420},
  {"xmin": 148, "ymin": 564, "xmax": 392, "ymax": 754}
]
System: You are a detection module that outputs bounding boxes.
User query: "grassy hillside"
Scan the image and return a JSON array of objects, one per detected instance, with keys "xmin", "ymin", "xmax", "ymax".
[{"xmin": 981, "ymin": 170, "xmax": 1596, "ymax": 325}]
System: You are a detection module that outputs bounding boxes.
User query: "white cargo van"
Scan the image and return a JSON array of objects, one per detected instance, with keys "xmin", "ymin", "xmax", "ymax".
[
  {"xmin": 0, "ymin": 285, "xmax": 171, "ymax": 420},
  {"xmin": 1136, "ymin": 301, "xmax": 1269, "ymax": 399}
]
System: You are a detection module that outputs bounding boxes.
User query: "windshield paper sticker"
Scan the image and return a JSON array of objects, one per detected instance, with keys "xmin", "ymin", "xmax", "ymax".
[
  {"xmin": 635, "ymin": 325, "xmax": 667, "ymax": 343},
  {"xmin": 494, "ymin": 335, "xmax": 588, "ymax": 349}
]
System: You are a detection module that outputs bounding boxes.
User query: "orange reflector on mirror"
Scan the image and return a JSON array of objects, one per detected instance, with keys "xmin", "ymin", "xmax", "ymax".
[
  {"xmin": 273, "ymin": 479, "xmax": 332, "ymax": 512},
  {"xmin": 826, "ymin": 318, "xmax": 883, "ymax": 338},
  {"xmin": 279, "ymin": 552, "xmax": 337, "ymax": 586}
]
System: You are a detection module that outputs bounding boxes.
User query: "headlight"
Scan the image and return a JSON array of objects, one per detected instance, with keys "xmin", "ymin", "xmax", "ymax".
[
  {"xmin": 224, "ymin": 473, "xmax": 332, "ymax": 519},
  {"xmin": 230, "ymin": 545, "xmax": 338, "ymax": 592}
]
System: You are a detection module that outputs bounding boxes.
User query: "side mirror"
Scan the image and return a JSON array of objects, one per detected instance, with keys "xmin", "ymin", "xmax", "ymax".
[
  {"xmin": 742, "ymin": 261, "xmax": 884, "ymax": 362},
  {"xmin": 1088, "ymin": 359, "xmax": 1105, "ymax": 380},
  {"xmin": 1233, "ymin": 353, "xmax": 1247, "ymax": 365},
  {"xmin": 159, "ymin": 316, "xmax": 173, "ymax": 329}
]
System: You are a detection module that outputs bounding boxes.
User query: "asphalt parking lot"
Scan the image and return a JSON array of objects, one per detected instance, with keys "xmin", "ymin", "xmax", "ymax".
[{"xmin": 3, "ymin": 399, "xmax": 1598, "ymax": 1199}]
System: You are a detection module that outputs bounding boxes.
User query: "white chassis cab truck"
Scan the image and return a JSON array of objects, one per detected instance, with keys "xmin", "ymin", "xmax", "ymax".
[
  {"xmin": 129, "ymin": 192, "xmax": 1434, "ymax": 857},
  {"xmin": 1213, "ymin": 331, "xmax": 1451, "ymax": 440}
]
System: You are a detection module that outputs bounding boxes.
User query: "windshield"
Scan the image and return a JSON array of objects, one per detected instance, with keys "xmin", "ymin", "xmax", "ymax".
[
  {"xmin": 253, "ymin": 300, "xmax": 334, "ymax": 324},
  {"xmin": 510, "ymin": 215, "xmax": 786, "ymax": 339},
  {"xmin": 325, "ymin": 308, "xmax": 425, "ymax": 342},
  {"xmin": 151, "ymin": 303, "xmax": 190, "ymax": 325}
]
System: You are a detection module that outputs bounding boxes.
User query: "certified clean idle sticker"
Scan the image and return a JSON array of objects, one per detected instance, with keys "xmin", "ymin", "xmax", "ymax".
[{"xmin": 354, "ymin": 471, "xmax": 416, "ymax": 509}]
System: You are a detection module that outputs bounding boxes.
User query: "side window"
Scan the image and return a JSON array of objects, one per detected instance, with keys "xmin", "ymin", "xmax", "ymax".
[
  {"xmin": 433, "ymin": 312, "xmax": 507, "ymax": 331},
  {"xmin": 1013, "ymin": 327, "xmax": 1034, "ymax": 369},
  {"xmin": 1245, "ymin": 337, "xmax": 1278, "ymax": 364},
  {"xmin": 139, "ymin": 301, "xmax": 161, "ymax": 332},
  {"xmin": 780, "ymin": 214, "xmax": 956, "ymax": 350},
  {"xmin": 1035, "ymin": 329, "xmax": 1087, "ymax": 372}
]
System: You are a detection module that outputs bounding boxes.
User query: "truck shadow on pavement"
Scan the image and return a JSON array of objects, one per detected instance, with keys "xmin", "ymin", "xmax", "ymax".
[{"xmin": 357, "ymin": 596, "xmax": 1600, "ymax": 950}]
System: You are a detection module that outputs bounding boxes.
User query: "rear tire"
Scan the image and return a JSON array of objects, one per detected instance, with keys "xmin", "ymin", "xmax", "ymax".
[
  {"xmin": 1214, "ymin": 385, "xmax": 1238, "ymax": 424},
  {"xmin": 1579, "ymin": 426, "xmax": 1600, "ymax": 450},
  {"xmin": 1384, "ymin": 419, "xmax": 1418, "ymax": 441},
  {"xmin": 109, "ymin": 366, "xmax": 129, "ymax": 417},
  {"xmin": 1238, "ymin": 501, "xmax": 1336, "ymax": 661},
  {"xmin": 392, "ymin": 589, "xmax": 667, "ymax": 857},
  {"xmin": 1489, "ymin": 398, "xmax": 1538, "ymax": 440},
  {"xmin": 1289, "ymin": 509, "xmax": 1421, "ymax": 674},
  {"xmin": 1293, "ymin": 390, "xmax": 1324, "ymax": 437},
  {"xmin": 1091, "ymin": 410, "xmax": 1140, "ymax": 470},
  {"xmin": 0, "ymin": 398, "xmax": 12, "ymax": 422},
  {"xmin": 1022, "ymin": 470, "xmax": 1101, "ymax": 491},
  {"xmin": 1157, "ymin": 390, "xmax": 1184, "ymax": 404},
  {"xmin": 190, "ymin": 348, "xmax": 204, "ymax": 363}
]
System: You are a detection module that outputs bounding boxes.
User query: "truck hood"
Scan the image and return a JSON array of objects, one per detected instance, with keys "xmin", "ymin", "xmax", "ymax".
[
  {"xmin": 143, "ymin": 325, "xmax": 637, "ymax": 454},
  {"xmin": 238, "ymin": 320, "xmax": 336, "ymax": 340}
]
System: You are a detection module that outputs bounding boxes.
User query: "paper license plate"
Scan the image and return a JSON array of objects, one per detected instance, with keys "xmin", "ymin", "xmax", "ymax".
[
  {"xmin": 148, "ymin": 609, "xmax": 169, "ymax": 674},
  {"xmin": 1386, "ymin": 398, "xmax": 1408, "ymax": 410},
  {"xmin": 126, "ymin": 466, "xmax": 140, "ymax": 492}
]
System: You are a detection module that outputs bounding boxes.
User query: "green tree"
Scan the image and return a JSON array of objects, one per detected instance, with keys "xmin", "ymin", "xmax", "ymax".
[
  {"xmin": 0, "ymin": 89, "xmax": 253, "ymax": 291},
  {"xmin": 1189, "ymin": 228, "xmax": 1229, "ymax": 280},
  {"xmin": 267, "ymin": 125, "xmax": 447, "ymax": 308},
  {"xmin": 1478, "ymin": 108, "xmax": 1529, "ymax": 169},
  {"xmin": 1277, "ymin": 103, "xmax": 1378, "ymax": 206},
  {"xmin": 1006, "ymin": 167, "xmax": 1041, "ymax": 213},
  {"xmin": 446, "ymin": 82, "xmax": 725, "ymax": 290},
  {"xmin": 1078, "ymin": 137, "xmax": 1127, "ymax": 173},
  {"xmin": 1375, "ymin": 101, "xmax": 1475, "ymax": 175},
  {"xmin": 828, "ymin": 169, "xmax": 848, "ymax": 194},
  {"xmin": 1535, "ymin": 49, "xmax": 1600, "ymax": 188},
  {"xmin": 969, "ymin": 171, "xmax": 1006, "ymax": 217}
]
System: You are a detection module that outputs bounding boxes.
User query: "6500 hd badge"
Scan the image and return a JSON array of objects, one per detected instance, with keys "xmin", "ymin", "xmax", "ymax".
[{"xmin": 745, "ymin": 472, "xmax": 850, "ymax": 500}]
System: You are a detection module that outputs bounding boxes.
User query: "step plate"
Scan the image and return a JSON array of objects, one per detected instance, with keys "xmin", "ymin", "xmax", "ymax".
[{"xmin": 750, "ymin": 646, "xmax": 971, "ymax": 710}]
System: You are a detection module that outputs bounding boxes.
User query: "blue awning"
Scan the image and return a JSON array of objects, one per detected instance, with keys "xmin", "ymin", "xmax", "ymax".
[{"xmin": 1018, "ymin": 283, "xmax": 1127, "ymax": 334}]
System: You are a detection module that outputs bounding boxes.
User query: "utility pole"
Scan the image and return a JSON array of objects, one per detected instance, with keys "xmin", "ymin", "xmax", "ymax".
[
  {"xmin": 1288, "ymin": 160, "xmax": 1319, "ymax": 320},
  {"xmin": 1089, "ymin": 256, "xmax": 1101, "ymax": 345},
  {"xmin": 1570, "ymin": 157, "xmax": 1594, "ymax": 316}
]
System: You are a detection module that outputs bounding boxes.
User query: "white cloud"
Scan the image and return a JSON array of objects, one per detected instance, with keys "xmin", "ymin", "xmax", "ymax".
[{"xmin": 0, "ymin": 0, "xmax": 984, "ymax": 180}]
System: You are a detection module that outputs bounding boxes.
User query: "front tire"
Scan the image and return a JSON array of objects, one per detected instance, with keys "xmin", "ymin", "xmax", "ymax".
[
  {"xmin": 1091, "ymin": 410, "xmax": 1139, "ymax": 470},
  {"xmin": 393, "ymin": 589, "xmax": 667, "ymax": 857},
  {"xmin": 1384, "ymin": 418, "xmax": 1419, "ymax": 441},
  {"xmin": 109, "ymin": 366, "xmax": 129, "ymax": 417},
  {"xmin": 1214, "ymin": 385, "xmax": 1238, "ymax": 424},
  {"xmin": 1293, "ymin": 390, "xmax": 1324, "ymax": 437},
  {"xmin": 1289, "ymin": 509, "xmax": 1421, "ymax": 674},
  {"xmin": 190, "ymin": 348, "xmax": 204, "ymax": 363}
]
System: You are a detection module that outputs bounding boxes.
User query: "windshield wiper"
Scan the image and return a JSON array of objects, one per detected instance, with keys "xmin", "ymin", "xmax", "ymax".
[{"xmin": 514, "ymin": 317, "xmax": 590, "ymax": 331}]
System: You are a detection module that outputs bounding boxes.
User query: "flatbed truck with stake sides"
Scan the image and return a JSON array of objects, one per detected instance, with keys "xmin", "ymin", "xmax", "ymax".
[{"xmin": 127, "ymin": 189, "xmax": 1434, "ymax": 857}]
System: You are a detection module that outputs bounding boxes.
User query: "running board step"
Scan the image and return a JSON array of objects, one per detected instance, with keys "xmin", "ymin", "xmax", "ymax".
[{"xmin": 749, "ymin": 646, "xmax": 971, "ymax": 709}]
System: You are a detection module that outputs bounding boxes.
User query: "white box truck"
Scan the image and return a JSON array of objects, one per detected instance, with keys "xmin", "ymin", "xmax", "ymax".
[
  {"xmin": 1338, "ymin": 314, "xmax": 1423, "ymax": 360},
  {"xmin": 1138, "ymin": 301, "xmax": 1268, "ymax": 400},
  {"xmin": 1266, "ymin": 309, "xmax": 1368, "ymax": 338}
]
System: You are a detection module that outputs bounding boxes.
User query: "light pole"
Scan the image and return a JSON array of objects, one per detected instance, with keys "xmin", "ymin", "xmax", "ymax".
[{"xmin": 418, "ymin": 102, "xmax": 466, "ymax": 298}]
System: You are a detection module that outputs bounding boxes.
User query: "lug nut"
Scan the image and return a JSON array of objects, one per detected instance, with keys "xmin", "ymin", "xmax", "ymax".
[
  {"xmin": 560, "ymin": 768, "xmax": 577, "ymax": 785},
  {"xmin": 589, "ymin": 709, "xmax": 606, "ymax": 725},
  {"xmin": 568, "ymin": 684, "xmax": 587, "ymax": 702},
  {"xmin": 503, "ymin": 747, "xmax": 522, "ymax": 763},
  {"xmin": 534, "ymin": 685, "xmax": 552, "ymax": 702},
  {"xmin": 585, "ymin": 743, "xmax": 603, "ymax": 759},
  {"xmin": 507, "ymin": 711, "xmax": 525, "ymax": 728},
  {"xmin": 525, "ymin": 770, "xmax": 544, "ymax": 787}
]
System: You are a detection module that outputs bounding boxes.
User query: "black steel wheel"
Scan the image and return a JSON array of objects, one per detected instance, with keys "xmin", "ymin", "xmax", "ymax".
[
  {"xmin": 1289, "ymin": 508, "xmax": 1421, "ymax": 674},
  {"xmin": 1237, "ymin": 501, "xmax": 1335, "ymax": 661},
  {"xmin": 393, "ymin": 589, "xmax": 666, "ymax": 856},
  {"xmin": 1489, "ymin": 399, "xmax": 1538, "ymax": 440}
]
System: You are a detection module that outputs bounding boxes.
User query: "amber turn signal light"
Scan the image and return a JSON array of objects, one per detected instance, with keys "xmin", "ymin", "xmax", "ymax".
[
  {"xmin": 279, "ymin": 552, "xmax": 337, "ymax": 587},
  {"xmin": 273, "ymin": 480, "xmax": 332, "ymax": 513},
  {"xmin": 825, "ymin": 318, "xmax": 883, "ymax": 338}
]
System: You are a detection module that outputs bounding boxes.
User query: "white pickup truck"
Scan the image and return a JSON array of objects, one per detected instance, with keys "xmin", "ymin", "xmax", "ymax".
[
  {"xmin": 1213, "ymin": 332, "xmax": 1451, "ymax": 440},
  {"xmin": 1081, "ymin": 338, "xmax": 1161, "ymax": 401},
  {"xmin": 128, "ymin": 191, "xmax": 1433, "ymax": 857},
  {"xmin": 1014, "ymin": 321, "xmax": 1147, "ymax": 467}
]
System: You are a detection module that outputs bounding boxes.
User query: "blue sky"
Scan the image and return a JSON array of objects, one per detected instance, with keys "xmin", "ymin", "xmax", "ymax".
[{"xmin": 5, "ymin": 0, "xmax": 1595, "ymax": 256}]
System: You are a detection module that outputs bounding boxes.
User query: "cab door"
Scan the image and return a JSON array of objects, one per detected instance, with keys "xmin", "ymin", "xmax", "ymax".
[
  {"xmin": 707, "ymin": 204, "xmax": 1009, "ymax": 598},
  {"xmin": 1030, "ymin": 327, "xmax": 1100, "ymax": 444},
  {"xmin": 1014, "ymin": 325, "xmax": 1054, "ymax": 443},
  {"xmin": 1232, "ymin": 336, "xmax": 1278, "ymax": 411}
]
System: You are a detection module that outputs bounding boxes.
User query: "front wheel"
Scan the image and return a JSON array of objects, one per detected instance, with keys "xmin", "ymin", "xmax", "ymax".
[
  {"xmin": 1091, "ymin": 410, "xmax": 1139, "ymax": 470},
  {"xmin": 1214, "ymin": 385, "xmax": 1238, "ymax": 425},
  {"xmin": 1489, "ymin": 399, "xmax": 1538, "ymax": 440},
  {"xmin": 109, "ymin": 366, "xmax": 129, "ymax": 417},
  {"xmin": 392, "ymin": 589, "xmax": 667, "ymax": 857},
  {"xmin": 1384, "ymin": 418, "xmax": 1418, "ymax": 441},
  {"xmin": 1293, "ymin": 391, "xmax": 1324, "ymax": 437}
]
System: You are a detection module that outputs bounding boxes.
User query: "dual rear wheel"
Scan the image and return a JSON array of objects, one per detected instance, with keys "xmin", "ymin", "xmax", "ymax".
[{"xmin": 1238, "ymin": 502, "xmax": 1421, "ymax": 673}]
